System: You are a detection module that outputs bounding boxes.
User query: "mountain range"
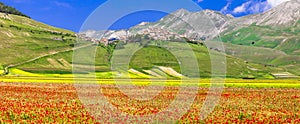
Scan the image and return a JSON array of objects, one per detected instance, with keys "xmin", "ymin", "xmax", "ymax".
[{"xmin": 0, "ymin": 0, "xmax": 299, "ymax": 78}]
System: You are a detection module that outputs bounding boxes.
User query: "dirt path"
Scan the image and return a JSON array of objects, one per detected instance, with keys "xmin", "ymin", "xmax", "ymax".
[
  {"xmin": 274, "ymin": 38, "xmax": 288, "ymax": 49},
  {"xmin": 1, "ymin": 43, "xmax": 93, "ymax": 75}
]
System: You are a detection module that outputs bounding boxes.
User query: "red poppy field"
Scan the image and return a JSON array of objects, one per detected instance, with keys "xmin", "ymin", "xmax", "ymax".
[{"xmin": 0, "ymin": 79, "xmax": 299, "ymax": 123}]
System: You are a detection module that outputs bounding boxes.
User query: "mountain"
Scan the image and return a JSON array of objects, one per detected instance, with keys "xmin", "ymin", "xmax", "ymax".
[
  {"xmin": 130, "ymin": 9, "xmax": 232, "ymax": 40},
  {"xmin": 128, "ymin": 0, "xmax": 300, "ymax": 44},
  {"xmin": 82, "ymin": 0, "xmax": 300, "ymax": 45},
  {"xmin": 232, "ymin": 0, "xmax": 300, "ymax": 27},
  {"xmin": 220, "ymin": 0, "xmax": 300, "ymax": 53},
  {"xmin": 219, "ymin": 0, "xmax": 300, "ymax": 76},
  {"xmin": 78, "ymin": 0, "xmax": 300, "ymax": 77}
]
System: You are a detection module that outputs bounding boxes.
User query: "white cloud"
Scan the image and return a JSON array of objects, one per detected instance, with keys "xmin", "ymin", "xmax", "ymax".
[
  {"xmin": 233, "ymin": 1, "xmax": 250, "ymax": 13},
  {"xmin": 53, "ymin": 1, "xmax": 72, "ymax": 8},
  {"xmin": 197, "ymin": 0, "xmax": 204, "ymax": 3},
  {"xmin": 267, "ymin": 0, "xmax": 290, "ymax": 7},
  {"xmin": 220, "ymin": 0, "xmax": 290, "ymax": 16},
  {"xmin": 232, "ymin": 1, "xmax": 271, "ymax": 14},
  {"xmin": 194, "ymin": 0, "xmax": 204, "ymax": 3},
  {"xmin": 249, "ymin": 1, "xmax": 271, "ymax": 13},
  {"xmin": 220, "ymin": 0, "xmax": 232, "ymax": 14}
]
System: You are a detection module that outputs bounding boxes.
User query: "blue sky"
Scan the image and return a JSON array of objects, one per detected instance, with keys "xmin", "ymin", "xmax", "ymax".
[{"xmin": 0, "ymin": 0, "xmax": 289, "ymax": 32}]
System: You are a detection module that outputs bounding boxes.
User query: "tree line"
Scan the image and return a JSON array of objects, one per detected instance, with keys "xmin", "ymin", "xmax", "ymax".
[{"xmin": 0, "ymin": 2, "xmax": 30, "ymax": 18}]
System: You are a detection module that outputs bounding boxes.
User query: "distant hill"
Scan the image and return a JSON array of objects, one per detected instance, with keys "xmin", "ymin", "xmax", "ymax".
[{"xmin": 0, "ymin": 2, "xmax": 29, "ymax": 18}]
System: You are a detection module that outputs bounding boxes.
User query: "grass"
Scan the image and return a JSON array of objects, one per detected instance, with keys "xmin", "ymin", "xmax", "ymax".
[
  {"xmin": 222, "ymin": 42, "xmax": 287, "ymax": 63},
  {"xmin": 275, "ymin": 38, "xmax": 300, "ymax": 55},
  {"xmin": 129, "ymin": 45, "xmax": 179, "ymax": 71},
  {"xmin": 221, "ymin": 24, "xmax": 300, "ymax": 57},
  {"xmin": 208, "ymin": 41, "xmax": 300, "ymax": 76},
  {"xmin": 16, "ymin": 45, "xmax": 109, "ymax": 73},
  {"xmin": 221, "ymin": 25, "xmax": 292, "ymax": 49},
  {"xmin": 8, "ymin": 68, "xmax": 42, "ymax": 77}
]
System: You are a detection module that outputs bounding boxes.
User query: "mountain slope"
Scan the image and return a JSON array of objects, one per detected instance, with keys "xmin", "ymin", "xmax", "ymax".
[
  {"xmin": 128, "ymin": 0, "xmax": 300, "ymax": 49},
  {"xmin": 204, "ymin": 0, "xmax": 299, "ymax": 76},
  {"xmin": 218, "ymin": 0, "xmax": 300, "ymax": 76},
  {"xmin": 130, "ymin": 9, "xmax": 232, "ymax": 40},
  {"xmin": 221, "ymin": 22, "xmax": 300, "ymax": 53},
  {"xmin": 0, "ymin": 12, "xmax": 76, "ymax": 72},
  {"xmin": 222, "ymin": 0, "xmax": 300, "ymax": 47},
  {"xmin": 232, "ymin": 0, "xmax": 300, "ymax": 27}
]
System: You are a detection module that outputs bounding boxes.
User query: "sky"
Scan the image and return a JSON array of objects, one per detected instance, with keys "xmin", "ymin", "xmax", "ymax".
[{"xmin": 0, "ymin": 0, "xmax": 290, "ymax": 32}]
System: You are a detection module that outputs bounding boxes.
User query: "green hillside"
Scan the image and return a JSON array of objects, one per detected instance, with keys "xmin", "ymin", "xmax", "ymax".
[
  {"xmin": 16, "ymin": 45, "xmax": 110, "ymax": 74},
  {"xmin": 219, "ymin": 23, "xmax": 300, "ymax": 76},
  {"xmin": 0, "ymin": 12, "xmax": 76, "ymax": 73},
  {"xmin": 221, "ymin": 22, "xmax": 300, "ymax": 55},
  {"xmin": 14, "ymin": 40, "xmax": 283, "ymax": 79}
]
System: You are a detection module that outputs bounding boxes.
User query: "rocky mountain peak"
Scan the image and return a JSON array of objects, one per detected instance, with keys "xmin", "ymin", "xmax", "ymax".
[
  {"xmin": 226, "ymin": 14, "xmax": 234, "ymax": 19},
  {"xmin": 202, "ymin": 9, "xmax": 221, "ymax": 15},
  {"xmin": 84, "ymin": 0, "xmax": 300, "ymax": 42},
  {"xmin": 172, "ymin": 8, "xmax": 191, "ymax": 17},
  {"xmin": 256, "ymin": 0, "xmax": 300, "ymax": 26}
]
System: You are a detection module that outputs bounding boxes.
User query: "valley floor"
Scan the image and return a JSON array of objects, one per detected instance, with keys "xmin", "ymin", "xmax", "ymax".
[{"xmin": 0, "ymin": 77, "xmax": 299, "ymax": 123}]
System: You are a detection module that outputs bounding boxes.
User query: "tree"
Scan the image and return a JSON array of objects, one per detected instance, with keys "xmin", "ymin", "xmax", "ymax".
[
  {"xmin": 102, "ymin": 41, "xmax": 119, "ymax": 62},
  {"xmin": 200, "ymin": 36, "xmax": 206, "ymax": 41}
]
